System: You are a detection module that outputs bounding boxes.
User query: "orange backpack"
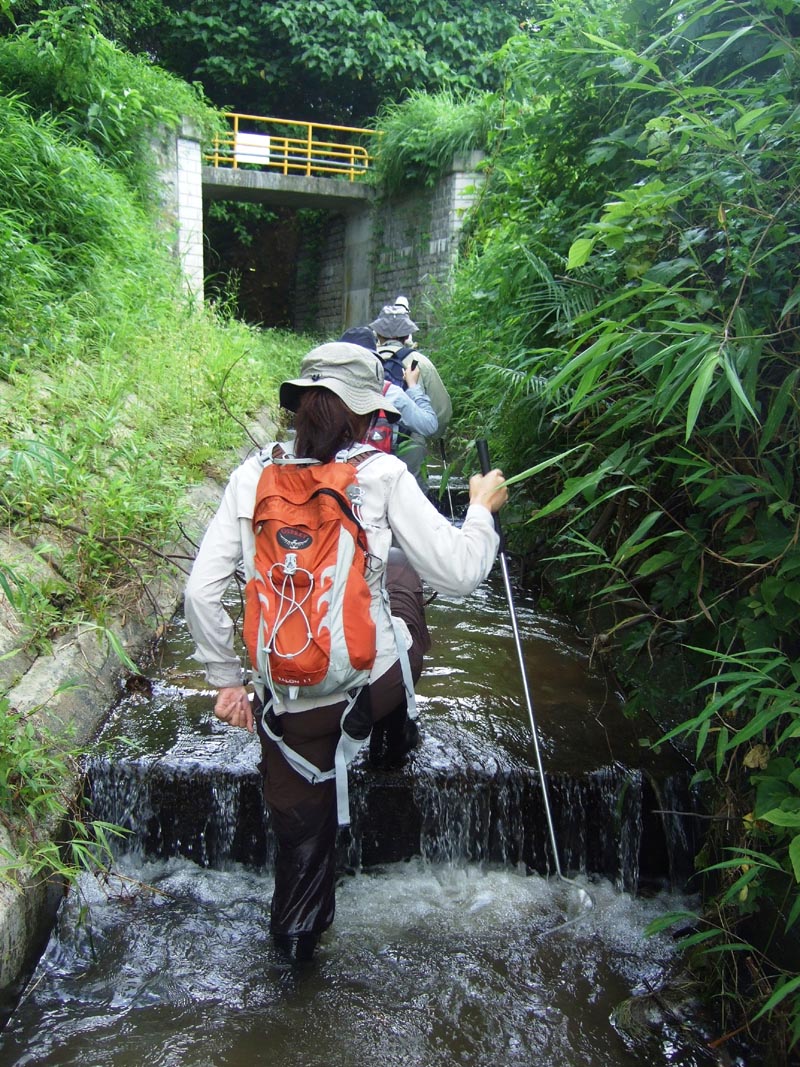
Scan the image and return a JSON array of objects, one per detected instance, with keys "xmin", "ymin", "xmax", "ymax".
[{"xmin": 243, "ymin": 445, "xmax": 377, "ymax": 702}]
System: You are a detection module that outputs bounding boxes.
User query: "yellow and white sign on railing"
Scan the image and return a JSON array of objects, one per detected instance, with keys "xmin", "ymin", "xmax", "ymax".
[{"xmin": 207, "ymin": 113, "xmax": 378, "ymax": 181}]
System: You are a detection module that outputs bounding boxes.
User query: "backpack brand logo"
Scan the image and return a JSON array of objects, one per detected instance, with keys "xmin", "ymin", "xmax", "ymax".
[{"xmin": 277, "ymin": 526, "xmax": 313, "ymax": 550}]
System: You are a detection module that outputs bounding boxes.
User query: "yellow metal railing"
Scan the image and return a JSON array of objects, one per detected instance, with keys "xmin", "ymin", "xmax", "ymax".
[{"xmin": 207, "ymin": 113, "xmax": 378, "ymax": 181}]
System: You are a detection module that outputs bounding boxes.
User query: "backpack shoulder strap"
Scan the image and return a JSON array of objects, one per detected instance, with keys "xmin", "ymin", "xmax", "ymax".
[
  {"xmin": 338, "ymin": 442, "xmax": 380, "ymax": 467},
  {"xmin": 258, "ymin": 441, "xmax": 299, "ymax": 467}
]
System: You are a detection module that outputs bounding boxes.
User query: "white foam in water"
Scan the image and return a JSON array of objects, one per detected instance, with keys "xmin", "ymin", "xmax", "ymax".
[{"xmin": 0, "ymin": 856, "xmax": 697, "ymax": 1067}]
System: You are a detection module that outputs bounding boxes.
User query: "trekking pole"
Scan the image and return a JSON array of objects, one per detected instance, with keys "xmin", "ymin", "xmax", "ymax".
[
  {"xmin": 476, "ymin": 440, "xmax": 593, "ymax": 920},
  {"xmin": 439, "ymin": 439, "xmax": 455, "ymax": 520}
]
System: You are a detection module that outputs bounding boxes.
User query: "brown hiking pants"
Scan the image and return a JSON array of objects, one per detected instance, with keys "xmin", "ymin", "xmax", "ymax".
[{"xmin": 255, "ymin": 548, "xmax": 430, "ymax": 945}]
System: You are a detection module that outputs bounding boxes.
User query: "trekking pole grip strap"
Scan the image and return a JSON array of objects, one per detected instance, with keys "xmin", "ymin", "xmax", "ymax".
[{"xmin": 475, "ymin": 438, "xmax": 504, "ymax": 546}]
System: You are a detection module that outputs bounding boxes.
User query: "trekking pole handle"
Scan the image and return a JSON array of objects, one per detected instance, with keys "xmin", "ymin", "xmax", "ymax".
[
  {"xmin": 475, "ymin": 438, "xmax": 504, "ymax": 545},
  {"xmin": 476, "ymin": 438, "xmax": 492, "ymax": 477}
]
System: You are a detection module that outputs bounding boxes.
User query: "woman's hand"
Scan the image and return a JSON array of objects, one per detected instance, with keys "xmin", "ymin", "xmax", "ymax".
[
  {"xmin": 403, "ymin": 362, "xmax": 421, "ymax": 388},
  {"xmin": 469, "ymin": 469, "xmax": 508, "ymax": 514},
  {"xmin": 214, "ymin": 685, "xmax": 254, "ymax": 733}
]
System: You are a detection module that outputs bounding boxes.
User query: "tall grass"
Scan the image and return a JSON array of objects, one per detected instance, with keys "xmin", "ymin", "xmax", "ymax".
[
  {"xmin": 0, "ymin": 47, "xmax": 309, "ymax": 652},
  {"xmin": 0, "ymin": 2, "xmax": 217, "ymax": 201},
  {"xmin": 371, "ymin": 89, "xmax": 498, "ymax": 195}
]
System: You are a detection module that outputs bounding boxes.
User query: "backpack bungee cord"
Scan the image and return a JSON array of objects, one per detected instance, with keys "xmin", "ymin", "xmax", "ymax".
[{"xmin": 477, "ymin": 439, "xmax": 594, "ymax": 930}]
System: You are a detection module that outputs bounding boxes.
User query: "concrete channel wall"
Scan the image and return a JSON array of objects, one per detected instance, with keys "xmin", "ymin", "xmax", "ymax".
[
  {"xmin": 0, "ymin": 414, "xmax": 275, "ymax": 1023},
  {"xmin": 158, "ymin": 122, "xmax": 485, "ymax": 335}
]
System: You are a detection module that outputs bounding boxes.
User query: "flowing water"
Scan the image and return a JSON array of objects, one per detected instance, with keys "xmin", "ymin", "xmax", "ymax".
[
  {"xmin": 1, "ymin": 858, "xmax": 707, "ymax": 1067},
  {"xmin": 0, "ymin": 571, "xmax": 731, "ymax": 1066}
]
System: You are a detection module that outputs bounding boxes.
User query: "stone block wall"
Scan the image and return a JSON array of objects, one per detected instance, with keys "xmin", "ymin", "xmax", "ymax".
[
  {"xmin": 371, "ymin": 151, "xmax": 484, "ymax": 325},
  {"xmin": 293, "ymin": 215, "xmax": 346, "ymax": 337},
  {"xmin": 294, "ymin": 151, "xmax": 485, "ymax": 336}
]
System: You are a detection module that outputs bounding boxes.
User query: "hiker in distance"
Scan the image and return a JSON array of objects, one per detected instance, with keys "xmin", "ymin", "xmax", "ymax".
[
  {"xmin": 184, "ymin": 340, "xmax": 507, "ymax": 962},
  {"xmin": 368, "ymin": 300, "xmax": 452, "ymax": 487},
  {"xmin": 339, "ymin": 325, "xmax": 438, "ymax": 455}
]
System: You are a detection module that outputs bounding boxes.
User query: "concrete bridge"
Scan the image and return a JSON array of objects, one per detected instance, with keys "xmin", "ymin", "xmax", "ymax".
[
  {"xmin": 158, "ymin": 114, "xmax": 484, "ymax": 334},
  {"xmin": 203, "ymin": 166, "xmax": 374, "ymax": 211}
]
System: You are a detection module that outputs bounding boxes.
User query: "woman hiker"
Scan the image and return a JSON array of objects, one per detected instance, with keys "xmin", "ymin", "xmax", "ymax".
[{"xmin": 184, "ymin": 341, "xmax": 507, "ymax": 961}]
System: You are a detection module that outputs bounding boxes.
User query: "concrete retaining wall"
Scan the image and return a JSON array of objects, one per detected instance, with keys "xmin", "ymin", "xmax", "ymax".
[{"xmin": 293, "ymin": 152, "xmax": 485, "ymax": 337}]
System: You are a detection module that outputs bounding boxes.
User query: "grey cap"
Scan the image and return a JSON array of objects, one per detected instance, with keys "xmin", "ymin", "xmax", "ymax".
[
  {"xmin": 279, "ymin": 342, "xmax": 401, "ymax": 422},
  {"xmin": 368, "ymin": 305, "xmax": 418, "ymax": 338}
]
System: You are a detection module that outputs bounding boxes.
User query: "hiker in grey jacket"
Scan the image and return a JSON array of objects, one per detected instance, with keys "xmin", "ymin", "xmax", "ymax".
[
  {"xmin": 339, "ymin": 325, "xmax": 437, "ymax": 447},
  {"xmin": 369, "ymin": 304, "xmax": 452, "ymax": 486},
  {"xmin": 184, "ymin": 341, "xmax": 506, "ymax": 962}
]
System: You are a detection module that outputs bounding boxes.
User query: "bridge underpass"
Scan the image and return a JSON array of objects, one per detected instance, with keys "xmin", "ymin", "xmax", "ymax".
[
  {"xmin": 163, "ymin": 114, "xmax": 484, "ymax": 335},
  {"xmin": 201, "ymin": 167, "xmax": 374, "ymax": 329}
]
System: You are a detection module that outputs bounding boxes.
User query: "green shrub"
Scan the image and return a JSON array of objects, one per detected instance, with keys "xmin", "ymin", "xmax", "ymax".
[{"xmin": 372, "ymin": 89, "xmax": 498, "ymax": 195}]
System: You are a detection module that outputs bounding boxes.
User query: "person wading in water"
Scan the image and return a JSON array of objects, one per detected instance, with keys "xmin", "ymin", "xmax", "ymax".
[
  {"xmin": 368, "ymin": 302, "xmax": 452, "ymax": 489},
  {"xmin": 184, "ymin": 341, "xmax": 507, "ymax": 961}
]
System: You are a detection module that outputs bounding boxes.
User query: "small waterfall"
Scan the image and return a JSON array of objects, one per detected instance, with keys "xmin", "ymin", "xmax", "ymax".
[
  {"xmin": 87, "ymin": 752, "xmax": 270, "ymax": 869},
  {"xmin": 87, "ymin": 749, "xmax": 695, "ymax": 894},
  {"xmin": 84, "ymin": 572, "xmax": 699, "ymax": 895},
  {"xmin": 615, "ymin": 768, "xmax": 643, "ymax": 894}
]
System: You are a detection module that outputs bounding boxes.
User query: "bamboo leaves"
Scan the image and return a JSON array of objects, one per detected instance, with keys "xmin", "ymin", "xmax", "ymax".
[{"xmin": 432, "ymin": 0, "xmax": 800, "ymax": 1044}]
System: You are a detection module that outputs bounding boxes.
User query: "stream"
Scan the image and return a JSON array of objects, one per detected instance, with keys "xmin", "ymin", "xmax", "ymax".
[{"xmin": 0, "ymin": 569, "xmax": 743, "ymax": 1066}]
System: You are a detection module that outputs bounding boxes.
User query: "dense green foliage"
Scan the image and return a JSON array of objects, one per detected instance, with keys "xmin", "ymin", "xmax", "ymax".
[
  {"xmin": 0, "ymin": 10, "xmax": 309, "ymax": 880},
  {"xmin": 3, "ymin": 0, "xmax": 529, "ymax": 123},
  {"xmin": 116, "ymin": 0, "xmax": 526, "ymax": 124},
  {"xmin": 427, "ymin": 0, "xmax": 800, "ymax": 1055},
  {"xmin": 0, "ymin": 3, "xmax": 216, "ymax": 196},
  {"xmin": 0, "ymin": 11, "xmax": 305, "ymax": 643},
  {"xmin": 371, "ymin": 89, "xmax": 498, "ymax": 194}
]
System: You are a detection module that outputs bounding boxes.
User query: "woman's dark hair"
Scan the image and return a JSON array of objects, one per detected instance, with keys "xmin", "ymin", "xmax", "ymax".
[{"xmin": 293, "ymin": 388, "xmax": 371, "ymax": 462}]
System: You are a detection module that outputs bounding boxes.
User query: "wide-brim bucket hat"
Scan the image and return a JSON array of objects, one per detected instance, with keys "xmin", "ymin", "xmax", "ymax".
[
  {"xmin": 368, "ymin": 306, "xmax": 418, "ymax": 338},
  {"xmin": 279, "ymin": 341, "xmax": 401, "ymax": 422}
]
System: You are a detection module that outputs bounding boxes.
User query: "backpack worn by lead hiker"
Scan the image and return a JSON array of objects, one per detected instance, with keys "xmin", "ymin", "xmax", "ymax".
[
  {"xmin": 242, "ymin": 443, "xmax": 417, "ymax": 825},
  {"xmin": 377, "ymin": 346, "xmax": 409, "ymax": 389}
]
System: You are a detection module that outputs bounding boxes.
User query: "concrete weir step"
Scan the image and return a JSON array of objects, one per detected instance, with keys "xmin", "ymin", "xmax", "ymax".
[{"xmin": 87, "ymin": 718, "xmax": 698, "ymax": 895}]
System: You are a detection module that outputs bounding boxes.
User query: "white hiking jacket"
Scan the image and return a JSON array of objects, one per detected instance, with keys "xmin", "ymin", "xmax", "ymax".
[{"xmin": 184, "ymin": 444, "xmax": 499, "ymax": 712}]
